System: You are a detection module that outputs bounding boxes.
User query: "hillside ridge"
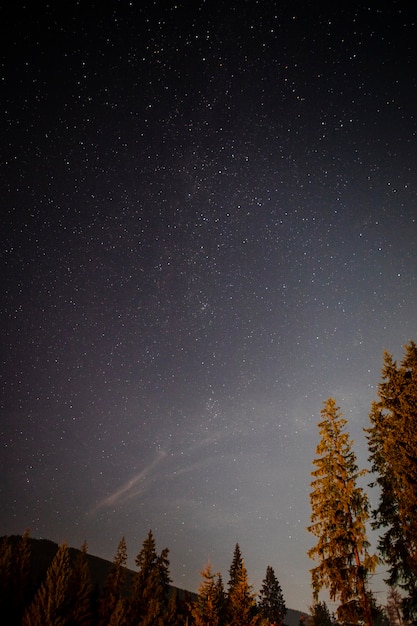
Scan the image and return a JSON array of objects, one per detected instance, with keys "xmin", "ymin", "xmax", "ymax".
[{"xmin": 3, "ymin": 535, "xmax": 309, "ymax": 625}]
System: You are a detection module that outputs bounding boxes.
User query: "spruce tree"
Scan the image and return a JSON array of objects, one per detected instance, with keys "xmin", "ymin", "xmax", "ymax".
[
  {"xmin": 98, "ymin": 536, "xmax": 128, "ymax": 626},
  {"xmin": 128, "ymin": 529, "xmax": 171, "ymax": 626},
  {"xmin": 68, "ymin": 541, "xmax": 93, "ymax": 626},
  {"xmin": 309, "ymin": 601, "xmax": 336, "ymax": 626},
  {"xmin": 191, "ymin": 563, "xmax": 225, "ymax": 626},
  {"xmin": 308, "ymin": 398, "xmax": 377, "ymax": 626},
  {"xmin": 228, "ymin": 544, "xmax": 243, "ymax": 595},
  {"xmin": 385, "ymin": 587, "xmax": 406, "ymax": 626},
  {"xmin": 108, "ymin": 598, "xmax": 129, "ymax": 626},
  {"xmin": 214, "ymin": 574, "xmax": 226, "ymax": 625},
  {"xmin": 227, "ymin": 544, "xmax": 257, "ymax": 626},
  {"xmin": 366, "ymin": 342, "xmax": 417, "ymax": 621},
  {"xmin": 22, "ymin": 542, "xmax": 72, "ymax": 626},
  {"xmin": 258, "ymin": 565, "xmax": 286, "ymax": 626}
]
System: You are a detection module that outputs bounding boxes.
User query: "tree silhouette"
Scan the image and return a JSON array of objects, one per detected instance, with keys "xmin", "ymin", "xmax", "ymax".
[
  {"xmin": 367, "ymin": 342, "xmax": 417, "ymax": 621},
  {"xmin": 386, "ymin": 587, "xmax": 406, "ymax": 626},
  {"xmin": 191, "ymin": 563, "xmax": 225, "ymax": 626},
  {"xmin": 98, "ymin": 536, "xmax": 128, "ymax": 626},
  {"xmin": 68, "ymin": 541, "xmax": 94, "ymax": 626},
  {"xmin": 228, "ymin": 543, "xmax": 243, "ymax": 595},
  {"xmin": 227, "ymin": 544, "xmax": 257, "ymax": 626},
  {"xmin": 22, "ymin": 542, "xmax": 72, "ymax": 626},
  {"xmin": 309, "ymin": 601, "xmax": 336, "ymax": 626},
  {"xmin": 258, "ymin": 565, "xmax": 286, "ymax": 626},
  {"xmin": 128, "ymin": 529, "xmax": 171, "ymax": 626}
]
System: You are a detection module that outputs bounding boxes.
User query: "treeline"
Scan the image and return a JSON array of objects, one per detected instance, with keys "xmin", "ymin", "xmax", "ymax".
[
  {"xmin": 307, "ymin": 341, "xmax": 417, "ymax": 626},
  {"xmin": 0, "ymin": 531, "xmax": 286, "ymax": 626}
]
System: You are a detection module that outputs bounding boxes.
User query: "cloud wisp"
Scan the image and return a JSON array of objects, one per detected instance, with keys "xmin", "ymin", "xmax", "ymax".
[{"xmin": 93, "ymin": 449, "xmax": 168, "ymax": 511}]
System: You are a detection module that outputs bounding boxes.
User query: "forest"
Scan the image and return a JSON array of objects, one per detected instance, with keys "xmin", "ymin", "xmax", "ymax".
[
  {"xmin": 1, "ymin": 531, "xmax": 288, "ymax": 626},
  {"xmin": 307, "ymin": 342, "xmax": 417, "ymax": 626},
  {"xmin": 1, "ymin": 341, "xmax": 416, "ymax": 626}
]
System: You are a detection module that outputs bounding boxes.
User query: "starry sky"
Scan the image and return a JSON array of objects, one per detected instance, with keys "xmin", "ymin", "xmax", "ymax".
[{"xmin": 1, "ymin": 0, "xmax": 417, "ymax": 613}]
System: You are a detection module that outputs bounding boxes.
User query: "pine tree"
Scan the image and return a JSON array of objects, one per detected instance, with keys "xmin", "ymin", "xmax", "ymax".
[
  {"xmin": 385, "ymin": 587, "xmax": 406, "ymax": 626},
  {"xmin": 228, "ymin": 562, "xmax": 257, "ymax": 626},
  {"xmin": 128, "ymin": 529, "xmax": 171, "ymax": 626},
  {"xmin": 22, "ymin": 542, "xmax": 72, "ymax": 626},
  {"xmin": 98, "ymin": 536, "xmax": 128, "ymax": 626},
  {"xmin": 309, "ymin": 601, "xmax": 336, "ymax": 626},
  {"xmin": 366, "ymin": 342, "xmax": 417, "ymax": 622},
  {"xmin": 308, "ymin": 398, "xmax": 377, "ymax": 626},
  {"xmin": 108, "ymin": 597, "xmax": 129, "ymax": 626},
  {"xmin": 227, "ymin": 544, "xmax": 257, "ymax": 626},
  {"xmin": 258, "ymin": 565, "xmax": 286, "ymax": 626},
  {"xmin": 215, "ymin": 574, "xmax": 226, "ymax": 625},
  {"xmin": 68, "ymin": 541, "xmax": 94, "ymax": 626},
  {"xmin": 190, "ymin": 563, "xmax": 225, "ymax": 626},
  {"xmin": 228, "ymin": 544, "xmax": 243, "ymax": 596}
]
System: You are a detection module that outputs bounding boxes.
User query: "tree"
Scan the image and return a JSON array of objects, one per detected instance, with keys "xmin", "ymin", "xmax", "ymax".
[
  {"xmin": 98, "ymin": 536, "xmax": 128, "ymax": 626},
  {"xmin": 108, "ymin": 598, "xmax": 129, "ymax": 626},
  {"xmin": 128, "ymin": 529, "xmax": 171, "ymax": 626},
  {"xmin": 190, "ymin": 563, "xmax": 225, "ymax": 626},
  {"xmin": 68, "ymin": 541, "xmax": 93, "ymax": 626},
  {"xmin": 228, "ymin": 544, "xmax": 244, "ymax": 595},
  {"xmin": 258, "ymin": 565, "xmax": 286, "ymax": 626},
  {"xmin": 309, "ymin": 601, "xmax": 336, "ymax": 626},
  {"xmin": 386, "ymin": 587, "xmax": 407, "ymax": 626},
  {"xmin": 308, "ymin": 398, "xmax": 377, "ymax": 626},
  {"xmin": 191, "ymin": 564, "xmax": 225, "ymax": 626},
  {"xmin": 367, "ymin": 592, "xmax": 390, "ymax": 626},
  {"xmin": 22, "ymin": 542, "xmax": 72, "ymax": 626},
  {"xmin": 227, "ymin": 544, "xmax": 257, "ymax": 626},
  {"xmin": 366, "ymin": 342, "xmax": 417, "ymax": 622},
  {"xmin": 336, "ymin": 591, "xmax": 389, "ymax": 626}
]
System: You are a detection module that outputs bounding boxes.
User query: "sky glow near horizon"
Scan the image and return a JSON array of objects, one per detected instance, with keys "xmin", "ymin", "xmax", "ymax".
[{"xmin": 1, "ymin": 1, "xmax": 417, "ymax": 613}]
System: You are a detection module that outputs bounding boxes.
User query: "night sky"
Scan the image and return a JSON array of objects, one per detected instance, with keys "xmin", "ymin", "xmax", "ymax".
[{"xmin": 1, "ymin": 1, "xmax": 417, "ymax": 613}]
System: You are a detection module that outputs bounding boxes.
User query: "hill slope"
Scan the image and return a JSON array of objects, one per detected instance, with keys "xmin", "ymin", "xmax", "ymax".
[{"xmin": 3, "ymin": 535, "xmax": 309, "ymax": 623}]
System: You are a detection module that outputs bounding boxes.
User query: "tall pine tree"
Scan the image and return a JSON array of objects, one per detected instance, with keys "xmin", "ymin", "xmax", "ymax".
[
  {"xmin": 366, "ymin": 342, "xmax": 417, "ymax": 622},
  {"xmin": 227, "ymin": 544, "xmax": 257, "ymax": 626},
  {"xmin": 309, "ymin": 601, "xmax": 336, "ymax": 626},
  {"xmin": 22, "ymin": 542, "xmax": 72, "ymax": 626},
  {"xmin": 385, "ymin": 587, "xmax": 406, "ymax": 626},
  {"xmin": 98, "ymin": 536, "xmax": 128, "ymax": 626},
  {"xmin": 68, "ymin": 541, "xmax": 93, "ymax": 626},
  {"xmin": 228, "ymin": 544, "xmax": 244, "ymax": 595},
  {"xmin": 258, "ymin": 565, "xmax": 286, "ymax": 626},
  {"xmin": 128, "ymin": 529, "xmax": 171, "ymax": 626},
  {"xmin": 308, "ymin": 398, "xmax": 377, "ymax": 626},
  {"xmin": 190, "ymin": 563, "xmax": 225, "ymax": 626}
]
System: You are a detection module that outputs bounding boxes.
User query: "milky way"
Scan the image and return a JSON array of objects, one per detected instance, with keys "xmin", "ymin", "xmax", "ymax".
[{"xmin": 1, "ymin": 2, "xmax": 417, "ymax": 612}]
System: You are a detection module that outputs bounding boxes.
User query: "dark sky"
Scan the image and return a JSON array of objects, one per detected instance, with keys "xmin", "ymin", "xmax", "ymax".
[{"xmin": 1, "ymin": 0, "xmax": 416, "ymax": 612}]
